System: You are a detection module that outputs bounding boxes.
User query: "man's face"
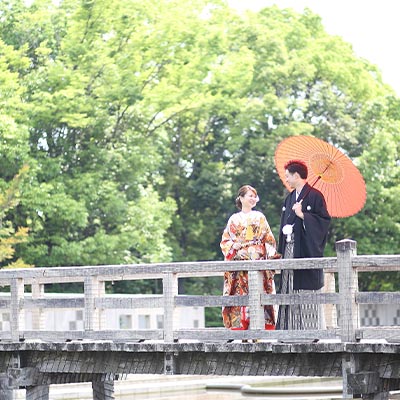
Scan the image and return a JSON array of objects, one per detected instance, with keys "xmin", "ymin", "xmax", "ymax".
[{"xmin": 284, "ymin": 169, "xmax": 297, "ymax": 189}]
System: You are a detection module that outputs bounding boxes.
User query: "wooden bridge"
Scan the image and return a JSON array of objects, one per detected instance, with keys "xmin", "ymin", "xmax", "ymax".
[{"xmin": 0, "ymin": 239, "xmax": 399, "ymax": 400}]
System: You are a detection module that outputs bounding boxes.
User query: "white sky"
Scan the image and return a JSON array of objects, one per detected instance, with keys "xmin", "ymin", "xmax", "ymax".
[{"xmin": 228, "ymin": 0, "xmax": 400, "ymax": 95}]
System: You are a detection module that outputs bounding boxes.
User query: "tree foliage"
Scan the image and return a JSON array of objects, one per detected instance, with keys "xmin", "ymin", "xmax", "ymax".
[
  {"xmin": 0, "ymin": 0, "xmax": 398, "ymax": 303},
  {"xmin": 0, "ymin": 165, "xmax": 31, "ymax": 268}
]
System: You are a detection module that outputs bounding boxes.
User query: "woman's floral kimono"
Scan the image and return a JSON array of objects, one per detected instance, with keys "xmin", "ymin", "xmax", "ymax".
[{"xmin": 220, "ymin": 210, "xmax": 277, "ymax": 330}]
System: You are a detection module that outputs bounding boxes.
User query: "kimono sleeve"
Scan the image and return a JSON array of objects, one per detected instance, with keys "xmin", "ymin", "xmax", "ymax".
[
  {"xmin": 302, "ymin": 190, "xmax": 331, "ymax": 257},
  {"xmin": 220, "ymin": 215, "xmax": 237, "ymax": 260}
]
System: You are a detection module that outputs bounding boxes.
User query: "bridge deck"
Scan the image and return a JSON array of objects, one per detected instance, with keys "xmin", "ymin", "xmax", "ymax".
[
  {"xmin": 0, "ymin": 239, "xmax": 399, "ymax": 399},
  {"xmin": 2, "ymin": 340, "xmax": 400, "ymax": 398}
]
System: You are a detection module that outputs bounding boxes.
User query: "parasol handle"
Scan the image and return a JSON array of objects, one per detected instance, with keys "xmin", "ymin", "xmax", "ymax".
[
  {"xmin": 302, "ymin": 158, "xmax": 334, "ymax": 200},
  {"xmin": 298, "ymin": 174, "xmax": 321, "ymax": 203}
]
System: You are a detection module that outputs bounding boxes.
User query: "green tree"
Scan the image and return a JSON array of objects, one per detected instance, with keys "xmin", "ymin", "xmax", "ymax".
[
  {"xmin": 0, "ymin": 166, "xmax": 31, "ymax": 269},
  {"xmin": 2, "ymin": 0, "xmax": 180, "ymax": 267}
]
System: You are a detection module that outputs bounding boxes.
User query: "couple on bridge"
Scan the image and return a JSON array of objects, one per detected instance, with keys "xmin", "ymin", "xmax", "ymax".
[{"xmin": 220, "ymin": 160, "xmax": 331, "ymax": 331}]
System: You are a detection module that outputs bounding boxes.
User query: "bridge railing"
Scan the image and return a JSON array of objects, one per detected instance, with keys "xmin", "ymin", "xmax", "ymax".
[{"xmin": 0, "ymin": 239, "xmax": 399, "ymax": 343}]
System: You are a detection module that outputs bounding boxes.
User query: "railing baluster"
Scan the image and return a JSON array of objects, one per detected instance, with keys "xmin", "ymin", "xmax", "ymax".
[
  {"xmin": 10, "ymin": 278, "xmax": 24, "ymax": 341},
  {"xmin": 248, "ymin": 270, "xmax": 265, "ymax": 330},
  {"xmin": 163, "ymin": 272, "xmax": 178, "ymax": 375},
  {"xmin": 84, "ymin": 276, "xmax": 103, "ymax": 331},
  {"xmin": 98, "ymin": 280, "xmax": 106, "ymax": 330},
  {"xmin": 31, "ymin": 280, "xmax": 45, "ymax": 331},
  {"xmin": 162, "ymin": 272, "xmax": 178, "ymax": 343},
  {"xmin": 336, "ymin": 239, "xmax": 359, "ymax": 399},
  {"xmin": 336, "ymin": 239, "xmax": 358, "ymax": 342}
]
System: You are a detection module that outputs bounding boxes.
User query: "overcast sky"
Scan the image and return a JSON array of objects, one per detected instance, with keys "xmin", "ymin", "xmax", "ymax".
[{"xmin": 228, "ymin": 0, "xmax": 400, "ymax": 95}]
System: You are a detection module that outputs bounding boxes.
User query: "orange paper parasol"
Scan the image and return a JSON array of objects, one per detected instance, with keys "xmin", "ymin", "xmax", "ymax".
[{"xmin": 274, "ymin": 135, "xmax": 366, "ymax": 218}]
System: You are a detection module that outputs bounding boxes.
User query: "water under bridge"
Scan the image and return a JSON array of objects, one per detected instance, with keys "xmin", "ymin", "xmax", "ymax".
[{"xmin": 0, "ymin": 239, "xmax": 399, "ymax": 400}]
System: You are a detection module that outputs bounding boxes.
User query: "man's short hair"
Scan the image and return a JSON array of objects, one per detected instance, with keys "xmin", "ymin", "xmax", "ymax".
[{"xmin": 284, "ymin": 160, "xmax": 308, "ymax": 179}]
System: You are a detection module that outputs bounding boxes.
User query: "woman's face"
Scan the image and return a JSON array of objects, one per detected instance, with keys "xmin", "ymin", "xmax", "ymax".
[{"xmin": 240, "ymin": 189, "xmax": 258, "ymax": 209}]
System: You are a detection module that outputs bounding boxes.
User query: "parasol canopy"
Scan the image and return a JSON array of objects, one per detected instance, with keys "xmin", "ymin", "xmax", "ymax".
[{"xmin": 274, "ymin": 135, "xmax": 366, "ymax": 218}]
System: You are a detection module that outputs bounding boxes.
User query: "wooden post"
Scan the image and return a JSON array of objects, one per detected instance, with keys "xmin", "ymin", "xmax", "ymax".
[
  {"xmin": 10, "ymin": 278, "xmax": 24, "ymax": 341},
  {"xmin": 248, "ymin": 270, "xmax": 265, "ymax": 330},
  {"xmin": 97, "ymin": 280, "xmax": 106, "ymax": 330},
  {"xmin": 336, "ymin": 239, "xmax": 358, "ymax": 342},
  {"xmin": 336, "ymin": 239, "xmax": 358, "ymax": 399},
  {"xmin": 342, "ymin": 353, "xmax": 357, "ymax": 399},
  {"xmin": 84, "ymin": 276, "xmax": 104, "ymax": 331},
  {"xmin": 92, "ymin": 380, "xmax": 115, "ymax": 400},
  {"xmin": 31, "ymin": 280, "xmax": 45, "ymax": 331},
  {"xmin": 84, "ymin": 276, "xmax": 95, "ymax": 331},
  {"xmin": 162, "ymin": 272, "xmax": 178, "ymax": 343},
  {"xmin": 322, "ymin": 272, "xmax": 337, "ymax": 329},
  {"xmin": 163, "ymin": 272, "xmax": 178, "ymax": 375},
  {"xmin": 0, "ymin": 374, "xmax": 13, "ymax": 400},
  {"xmin": 26, "ymin": 385, "xmax": 49, "ymax": 400}
]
